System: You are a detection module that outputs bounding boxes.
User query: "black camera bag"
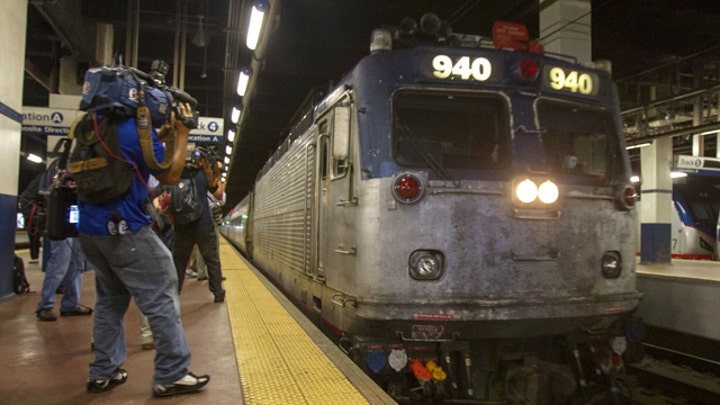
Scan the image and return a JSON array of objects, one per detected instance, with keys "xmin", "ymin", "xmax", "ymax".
[{"xmin": 45, "ymin": 185, "xmax": 79, "ymax": 240}]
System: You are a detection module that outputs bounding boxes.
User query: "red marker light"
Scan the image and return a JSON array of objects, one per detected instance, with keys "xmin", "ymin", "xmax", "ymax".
[
  {"xmin": 519, "ymin": 59, "xmax": 538, "ymax": 80},
  {"xmin": 392, "ymin": 173, "xmax": 425, "ymax": 204},
  {"xmin": 396, "ymin": 176, "xmax": 419, "ymax": 200},
  {"xmin": 623, "ymin": 186, "xmax": 637, "ymax": 207}
]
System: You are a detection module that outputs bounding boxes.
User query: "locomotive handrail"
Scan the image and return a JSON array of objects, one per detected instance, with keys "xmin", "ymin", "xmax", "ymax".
[
  {"xmin": 336, "ymin": 197, "xmax": 358, "ymax": 206},
  {"xmin": 334, "ymin": 244, "xmax": 357, "ymax": 256}
]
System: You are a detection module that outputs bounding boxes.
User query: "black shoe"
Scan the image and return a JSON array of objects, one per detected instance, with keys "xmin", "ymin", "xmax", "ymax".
[
  {"xmin": 61, "ymin": 306, "xmax": 93, "ymax": 316},
  {"xmin": 152, "ymin": 372, "xmax": 210, "ymax": 397},
  {"xmin": 87, "ymin": 368, "xmax": 128, "ymax": 393},
  {"xmin": 36, "ymin": 309, "xmax": 57, "ymax": 322},
  {"xmin": 213, "ymin": 290, "xmax": 225, "ymax": 303}
]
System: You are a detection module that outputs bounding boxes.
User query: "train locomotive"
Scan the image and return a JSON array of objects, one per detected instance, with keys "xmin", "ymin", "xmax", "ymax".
[{"xmin": 222, "ymin": 15, "xmax": 643, "ymax": 404}]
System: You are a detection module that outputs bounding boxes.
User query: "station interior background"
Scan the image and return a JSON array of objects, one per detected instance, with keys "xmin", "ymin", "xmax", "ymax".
[{"xmin": 20, "ymin": 0, "xmax": 720, "ymax": 209}]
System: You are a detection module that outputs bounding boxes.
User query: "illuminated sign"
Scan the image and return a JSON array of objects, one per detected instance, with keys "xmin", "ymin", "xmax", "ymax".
[
  {"xmin": 423, "ymin": 53, "xmax": 499, "ymax": 83},
  {"xmin": 675, "ymin": 155, "xmax": 720, "ymax": 177},
  {"xmin": 22, "ymin": 107, "xmax": 80, "ymax": 136},
  {"xmin": 542, "ymin": 66, "xmax": 599, "ymax": 95},
  {"xmin": 188, "ymin": 116, "xmax": 224, "ymax": 143}
]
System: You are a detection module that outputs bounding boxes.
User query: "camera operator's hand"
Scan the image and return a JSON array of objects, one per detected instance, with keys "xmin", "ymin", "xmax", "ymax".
[
  {"xmin": 172, "ymin": 103, "xmax": 193, "ymax": 135},
  {"xmin": 174, "ymin": 102, "xmax": 198, "ymax": 130}
]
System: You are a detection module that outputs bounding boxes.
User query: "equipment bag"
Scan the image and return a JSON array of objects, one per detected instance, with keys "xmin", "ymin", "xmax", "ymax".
[
  {"xmin": 13, "ymin": 255, "xmax": 30, "ymax": 295},
  {"xmin": 170, "ymin": 176, "xmax": 201, "ymax": 225},
  {"xmin": 69, "ymin": 113, "xmax": 136, "ymax": 204}
]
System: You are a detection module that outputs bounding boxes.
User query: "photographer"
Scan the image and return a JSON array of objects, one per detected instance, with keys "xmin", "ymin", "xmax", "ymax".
[
  {"xmin": 170, "ymin": 147, "xmax": 226, "ymax": 303},
  {"xmin": 78, "ymin": 103, "xmax": 210, "ymax": 398}
]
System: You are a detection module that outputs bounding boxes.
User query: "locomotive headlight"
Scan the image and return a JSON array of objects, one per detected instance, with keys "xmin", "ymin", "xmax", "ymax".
[
  {"xmin": 514, "ymin": 178, "xmax": 560, "ymax": 206},
  {"xmin": 538, "ymin": 181, "xmax": 559, "ymax": 204},
  {"xmin": 601, "ymin": 251, "xmax": 622, "ymax": 279},
  {"xmin": 515, "ymin": 179, "xmax": 538, "ymax": 203},
  {"xmin": 409, "ymin": 250, "xmax": 444, "ymax": 280}
]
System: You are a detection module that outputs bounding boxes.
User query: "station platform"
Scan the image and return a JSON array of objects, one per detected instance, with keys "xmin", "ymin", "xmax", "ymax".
[
  {"xmin": 2, "ymin": 237, "xmax": 394, "ymax": 404},
  {"xmin": 635, "ymin": 258, "xmax": 720, "ymax": 362}
]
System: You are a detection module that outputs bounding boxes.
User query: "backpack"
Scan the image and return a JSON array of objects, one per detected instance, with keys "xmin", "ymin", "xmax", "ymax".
[
  {"xmin": 69, "ymin": 113, "xmax": 136, "ymax": 204},
  {"xmin": 13, "ymin": 255, "xmax": 30, "ymax": 295},
  {"xmin": 169, "ymin": 176, "xmax": 201, "ymax": 225}
]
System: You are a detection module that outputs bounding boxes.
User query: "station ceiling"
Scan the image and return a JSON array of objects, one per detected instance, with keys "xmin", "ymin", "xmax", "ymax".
[{"xmin": 23, "ymin": 0, "xmax": 720, "ymax": 209}]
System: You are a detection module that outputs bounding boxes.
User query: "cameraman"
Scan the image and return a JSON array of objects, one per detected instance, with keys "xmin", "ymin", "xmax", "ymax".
[
  {"xmin": 79, "ymin": 103, "xmax": 210, "ymax": 398},
  {"xmin": 171, "ymin": 148, "xmax": 226, "ymax": 302}
]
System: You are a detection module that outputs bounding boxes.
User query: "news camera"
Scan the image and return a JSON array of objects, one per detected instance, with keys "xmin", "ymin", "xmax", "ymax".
[
  {"xmin": 81, "ymin": 59, "xmax": 199, "ymax": 129},
  {"xmin": 186, "ymin": 146, "xmax": 220, "ymax": 170}
]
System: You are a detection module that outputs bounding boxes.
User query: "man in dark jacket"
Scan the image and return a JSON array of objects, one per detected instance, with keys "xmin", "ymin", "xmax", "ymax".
[{"xmin": 170, "ymin": 148, "xmax": 226, "ymax": 302}]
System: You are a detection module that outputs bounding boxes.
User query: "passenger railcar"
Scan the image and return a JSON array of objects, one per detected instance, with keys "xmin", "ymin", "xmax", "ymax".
[
  {"xmin": 222, "ymin": 16, "xmax": 642, "ymax": 403},
  {"xmin": 671, "ymin": 175, "xmax": 720, "ymax": 259}
]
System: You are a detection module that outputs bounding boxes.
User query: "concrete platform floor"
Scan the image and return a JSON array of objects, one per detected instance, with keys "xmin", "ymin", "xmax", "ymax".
[{"xmin": 1, "ymin": 248, "xmax": 243, "ymax": 405}]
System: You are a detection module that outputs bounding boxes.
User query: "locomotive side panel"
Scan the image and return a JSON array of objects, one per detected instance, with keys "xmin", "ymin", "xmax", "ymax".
[{"xmin": 251, "ymin": 130, "xmax": 315, "ymax": 293}]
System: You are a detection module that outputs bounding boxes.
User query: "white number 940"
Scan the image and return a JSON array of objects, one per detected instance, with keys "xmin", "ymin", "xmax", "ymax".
[{"xmin": 432, "ymin": 55, "xmax": 492, "ymax": 81}]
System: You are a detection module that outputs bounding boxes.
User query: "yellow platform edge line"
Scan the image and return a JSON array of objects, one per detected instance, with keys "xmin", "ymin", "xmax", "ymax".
[{"xmin": 220, "ymin": 240, "xmax": 371, "ymax": 405}]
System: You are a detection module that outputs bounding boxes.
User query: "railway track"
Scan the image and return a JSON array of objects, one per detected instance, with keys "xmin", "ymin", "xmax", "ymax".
[{"xmin": 627, "ymin": 344, "xmax": 720, "ymax": 404}]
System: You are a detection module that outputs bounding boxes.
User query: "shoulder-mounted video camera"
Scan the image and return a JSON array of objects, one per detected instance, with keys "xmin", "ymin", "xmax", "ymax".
[{"xmin": 80, "ymin": 59, "xmax": 199, "ymax": 129}]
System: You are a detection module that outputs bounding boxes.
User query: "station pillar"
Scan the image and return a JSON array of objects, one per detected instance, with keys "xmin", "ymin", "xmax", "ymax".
[
  {"xmin": 639, "ymin": 137, "xmax": 673, "ymax": 263},
  {"xmin": 0, "ymin": 0, "xmax": 28, "ymax": 299},
  {"xmin": 540, "ymin": 0, "xmax": 592, "ymax": 64}
]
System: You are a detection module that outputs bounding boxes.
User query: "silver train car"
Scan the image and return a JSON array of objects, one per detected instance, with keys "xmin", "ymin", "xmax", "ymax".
[
  {"xmin": 222, "ymin": 16, "xmax": 642, "ymax": 404},
  {"xmin": 672, "ymin": 177, "xmax": 720, "ymax": 259}
]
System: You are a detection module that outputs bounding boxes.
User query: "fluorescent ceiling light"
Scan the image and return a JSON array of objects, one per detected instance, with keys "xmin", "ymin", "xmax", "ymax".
[{"xmin": 246, "ymin": 1, "xmax": 269, "ymax": 51}]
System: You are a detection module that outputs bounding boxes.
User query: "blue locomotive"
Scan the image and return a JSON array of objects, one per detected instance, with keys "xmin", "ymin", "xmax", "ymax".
[{"xmin": 222, "ymin": 15, "xmax": 642, "ymax": 403}]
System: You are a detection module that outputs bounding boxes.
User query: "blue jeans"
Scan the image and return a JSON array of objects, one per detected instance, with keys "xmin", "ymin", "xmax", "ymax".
[
  {"xmin": 80, "ymin": 225, "xmax": 191, "ymax": 385},
  {"xmin": 36, "ymin": 237, "xmax": 84, "ymax": 312}
]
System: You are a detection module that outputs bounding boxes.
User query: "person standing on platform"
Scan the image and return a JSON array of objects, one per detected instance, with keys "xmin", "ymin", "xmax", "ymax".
[
  {"xmin": 195, "ymin": 188, "xmax": 226, "ymax": 281},
  {"xmin": 170, "ymin": 149, "xmax": 226, "ymax": 303},
  {"xmin": 35, "ymin": 236, "xmax": 92, "ymax": 321},
  {"xmin": 18, "ymin": 173, "xmax": 43, "ymax": 264},
  {"xmin": 33, "ymin": 157, "xmax": 92, "ymax": 321},
  {"xmin": 76, "ymin": 103, "xmax": 209, "ymax": 397}
]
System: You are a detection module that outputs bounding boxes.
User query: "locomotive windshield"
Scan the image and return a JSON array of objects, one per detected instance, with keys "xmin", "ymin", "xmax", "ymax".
[
  {"xmin": 537, "ymin": 100, "xmax": 621, "ymax": 185},
  {"xmin": 392, "ymin": 90, "xmax": 510, "ymax": 175}
]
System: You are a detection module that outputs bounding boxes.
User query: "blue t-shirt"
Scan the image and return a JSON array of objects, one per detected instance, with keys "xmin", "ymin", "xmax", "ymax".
[{"xmin": 78, "ymin": 116, "xmax": 166, "ymax": 236}]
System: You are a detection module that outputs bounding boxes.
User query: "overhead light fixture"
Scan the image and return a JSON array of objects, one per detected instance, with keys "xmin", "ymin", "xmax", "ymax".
[
  {"xmin": 670, "ymin": 171, "xmax": 688, "ymax": 179},
  {"xmin": 626, "ymin": 141, "xmax": 653, "ymax": 150},
  {"xmin": 231, "ymin": 105, "xmax": 242, "ymax": 124},
  {"xmin": 26, "ymin": 153, "xmax": 43, "ymax": 164},
  {"xmin": 698, "ymin": 129, "xmax": 720, "ymax": 136},
  {"xmin": 246, "ymin": 0, "xmax": 269, "ymax": 51},
  {"xmin": 192, "ymin": 15, "xmax": 209, "ymax": 47},
  {"xmin": 630, "ymin": 175, "xmax": 640, "ymax": 183},
  {"xmin": 236, "ymin": 67, "xmax": 252, "ymax": 97},
  {"xmin": 226, "ymin": 145, "xmax": 233, "ymax": 155},
  {"xmin": 227, "ymin": 129, "xmax": 236, "ymax": 142},
  {"xmin": 224, "ymin": 156, "xmax": 230, "ymax": 165}
]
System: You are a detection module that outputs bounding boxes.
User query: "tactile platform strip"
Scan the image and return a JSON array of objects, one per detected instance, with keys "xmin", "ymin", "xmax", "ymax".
[{"xmin": 220, "ymin": 241, "xmax": 370, "ymax": 404}]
